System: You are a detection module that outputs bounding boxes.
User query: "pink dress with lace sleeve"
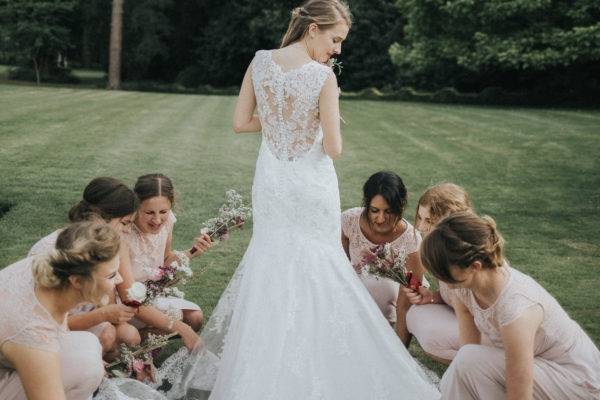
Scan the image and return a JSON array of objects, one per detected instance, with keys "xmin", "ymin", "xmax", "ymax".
[
  {"xmin": 0, "ymin": 258, "xmax": 63, "ymax": 358},
  {"xmin": 341, "ymin": 207, "xmax": 422, "ymax": 323},
  {"xmin": 0, "ymin": 258, "xmax": 103, "ymax": 400},
  {"xmin": 123, "ymin": 211, "xmax": 177, "ymax": 282},
  {"xmin": 452, "ymin": 264, "xmax": 600, "ymax": 394},
  {"xmin": 122, "ymin": 211, "xmax": 201, "ymax": 322},
  {"xmin": 341, "ymin": 207, "xmax": 421, "ymax": 268}
]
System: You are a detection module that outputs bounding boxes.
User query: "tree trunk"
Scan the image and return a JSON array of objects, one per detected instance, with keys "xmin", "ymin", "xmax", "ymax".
[
  {"xmin": 107, "ymin": 0, "xmax": 124, "ymax": 90},
  {"xmin": 32, "ymin": 57, "xmax": 40, "ymax": 85}
]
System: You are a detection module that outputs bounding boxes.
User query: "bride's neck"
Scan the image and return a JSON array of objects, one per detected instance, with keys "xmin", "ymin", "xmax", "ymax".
[{"xmin": 287, "ymin": 42, "xmax": 313, "ymax": 61}]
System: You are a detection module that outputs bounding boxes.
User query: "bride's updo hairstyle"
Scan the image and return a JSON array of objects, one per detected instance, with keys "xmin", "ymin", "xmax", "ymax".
[
  {"xmin": 420, "ymin": 212, "xmax": 505, "ymax": 284},
  {"xmin": 69, "ymin": 177, "xmax": 139, "ymax": 222},
  {"xmin": 32, "ymin": 222, "xmax": 120, "ymax": 300},
  {"xmin": 280, "ymin": 0, "xmax": 352, "ymax": 48},
  {"xmin": 361, "ymin": 171, "xmax": 407, "ymax": 226},
  {"xmin": 133, "ymin": 173, "xmax": 176, "ymax": 205}
]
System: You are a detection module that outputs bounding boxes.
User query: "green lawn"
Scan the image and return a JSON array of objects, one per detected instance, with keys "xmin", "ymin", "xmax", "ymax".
[{"xmin": 1, "ymin": 83, "xmax": 598, "ymax": 376}]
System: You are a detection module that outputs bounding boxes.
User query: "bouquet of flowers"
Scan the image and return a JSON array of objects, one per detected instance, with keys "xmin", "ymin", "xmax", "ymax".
[
  {"xmin": 106, "ymin": 333, "xmax": 173, "ymax": 381},
  {"xmin": 357, "ymin": 243, "xmax": 422, "ymax": 290},
  {"xmin": 190, "ymin": 189, "xmax": 251, "ymax": 253},
  {"xmin": 327, "ymin": 57, "xmax": 343, "ymax": 75},
  {"xmin": 123, "ymin": 251, "xmax": 192, "ymax": 308}
]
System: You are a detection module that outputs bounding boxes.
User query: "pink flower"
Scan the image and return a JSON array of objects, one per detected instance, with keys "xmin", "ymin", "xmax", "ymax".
[
  {"xmin": 132, "ymin": 359, "xmax": 145, "ymax": 374},
  {"xmin": 153, "ymin": 267, "xmax": 165, "ymax": 281},
  {"xmin": 219, "ymin": 232, "xmax": 230, "ymax": 241}
]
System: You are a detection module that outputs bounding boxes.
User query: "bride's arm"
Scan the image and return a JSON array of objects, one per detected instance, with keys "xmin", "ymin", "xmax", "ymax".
[
  {"xmin": 233, "ymin": 64, "xmax": 261, "ymax": 134},
  {"xmin": 319, "ymin": 72, "xmax": 342, "ymax": 159}
]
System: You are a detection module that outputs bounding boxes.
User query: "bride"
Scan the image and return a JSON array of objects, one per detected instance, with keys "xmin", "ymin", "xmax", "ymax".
[
  {"xmin": 99, "ymin": 1, "xmax": 440, "ymax": 399},
  {"xmin": 203, "ymin": 1, "xmax": 439, "ymax": 399}
]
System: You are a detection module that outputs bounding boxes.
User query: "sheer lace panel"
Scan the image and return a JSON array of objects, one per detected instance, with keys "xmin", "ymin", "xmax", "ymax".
[
  {"xmin": 252, "ymin": 50, "xmax": 332, "ymax": 161},
  {"xmin": 0, "ymin": 258, "xmax": 62, "ymax": 358}
]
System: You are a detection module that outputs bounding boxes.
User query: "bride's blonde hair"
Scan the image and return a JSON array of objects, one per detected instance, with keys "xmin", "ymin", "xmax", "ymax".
[{"xmin": 281, "ymin": 0, "xmax": 352, "ymax": 48}]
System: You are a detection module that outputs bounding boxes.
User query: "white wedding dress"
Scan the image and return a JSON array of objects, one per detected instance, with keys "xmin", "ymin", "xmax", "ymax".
[{"xmin": 96, "ymin": 49, "xmax": 440, "ymax": 400}]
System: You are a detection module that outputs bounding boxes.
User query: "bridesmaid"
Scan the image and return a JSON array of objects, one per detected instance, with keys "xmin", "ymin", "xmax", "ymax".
[
  {"xmin": 421, "ymin": 212, "xmax": 600, "ymax": 399},
  {"xmin": 29, "ymin": 177, "xmax": 141, "ymax": 355},
  {"xmin": 1, "ymin": 222, "xmax": 120, "ymax": 400},
  {"xmin": 401, "ymin": 183, "xmax": 491, "ymax": 363},
  {"xmin": 121, "ymin": 173, "xmax": 212, "ymax": 333},
  {"xmin": 341, "ymin": 171, "xmax": 423, "ymax": 331}
]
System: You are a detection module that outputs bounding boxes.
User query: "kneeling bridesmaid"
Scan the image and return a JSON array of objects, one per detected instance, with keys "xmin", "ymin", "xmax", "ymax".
[
  {"xmin": 1, "ymin": 222, "xmax": 121, "ymax": 400},
  {"xmin": 421, "ymin": 212, "xmax": 600, "ymax": 400}
]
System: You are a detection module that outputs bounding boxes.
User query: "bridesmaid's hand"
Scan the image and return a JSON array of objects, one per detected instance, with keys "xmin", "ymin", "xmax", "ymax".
[
  {"xmin": 101, "ymin": 304, "xmax": 137, "ymax": 324},
  {"xmin": 401, "ymin": 286, "xmax": 435, "ymax": 305},
  {"xmin": 190, "ymin": 233, "xmax": 213, "ymax": 258},
  {"xmin": 175, "ymin": 321, "xmax": 202, "ymax": 351}
]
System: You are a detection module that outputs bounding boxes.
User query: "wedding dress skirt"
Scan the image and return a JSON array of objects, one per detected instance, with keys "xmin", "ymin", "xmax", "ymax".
[{"xmin": 95, "ymin": 49, "xmax": 440, "ymax": 399}]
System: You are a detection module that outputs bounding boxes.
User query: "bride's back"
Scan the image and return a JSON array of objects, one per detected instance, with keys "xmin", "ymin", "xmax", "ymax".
[{"xmin": 251, "ymin": 49, "xmax": 331, "ymax": 161}]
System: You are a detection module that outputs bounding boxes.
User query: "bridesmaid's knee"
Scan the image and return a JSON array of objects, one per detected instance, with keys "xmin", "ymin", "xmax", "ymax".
[
  {"xmin": 61, "ymin": 332, "xmax": 104, "ymax": 390},
  {"xmin": 183, "ymin": 309, "xmax": 204, "ymax": 331},
  {"xmin": 117, "ymin": 323, "xmax": 141, "ymax": 346},
  {"xmin": 98, "ymin": 323, "xmax": 117, "ymax": 352},
  {"xmin": 452, "ymin": 344, "xmax": 486, "ymax": 376}
]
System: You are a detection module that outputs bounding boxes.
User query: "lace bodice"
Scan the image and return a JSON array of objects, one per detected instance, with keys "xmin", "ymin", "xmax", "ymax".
[
  {"xmin": 252, "ymin": 49, "xmax": 333, "ymax": 161},
  {"xmin": 0, "ymin": 258, "xmax": 66, "ymax": 369},
  {"xmin": 453, "ymin": 264, "xmax": 600, "ymax": 390},
  {"xmin": 122, "ymin": 211, "xmax": 176, "ymax": 282},
  {"xmin": 341, "ymin": 207, "xmax": 421, "ymax": 272}
]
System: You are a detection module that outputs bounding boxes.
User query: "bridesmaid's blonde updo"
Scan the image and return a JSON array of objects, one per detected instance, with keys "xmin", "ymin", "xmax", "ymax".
[
  {"xmin": 32, "ymin": 221, "xmax": 120, "ymax": 289},
  {"xmin": 281, "ymin": 0, "xmax": 352, "ymax": 48},
  {"xmin": 420, "ymin": 212, "xmax": 505, "ymax": 284},
  {"xmin": 415, "ymin": 183, "xmax": 473, "ymax": 227}
]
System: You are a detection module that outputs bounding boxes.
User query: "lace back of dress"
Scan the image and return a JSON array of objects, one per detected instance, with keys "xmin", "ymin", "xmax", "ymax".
[{"xmin": 252, "ymin": 50, "xmax": 331, "ymax": 161}]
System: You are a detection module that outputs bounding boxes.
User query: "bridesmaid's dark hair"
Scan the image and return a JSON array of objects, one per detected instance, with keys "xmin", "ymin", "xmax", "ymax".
[
  {"xmin": 361, "ymin": 171, "xmax": 408, "ymax": 224},
  {"xmin": 69, "ymin": 177, "xmax": 139, "ymax": 222},
  {"xmin": 134, "ymin": 173, "xmax": 176, "ymax": 205}
]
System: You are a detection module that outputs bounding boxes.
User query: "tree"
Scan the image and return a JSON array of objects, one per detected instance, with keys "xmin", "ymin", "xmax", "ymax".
[
  {"xmin": 389, "ymin": 0, "xmax": 600, "ymax": 94},
  {"xmin": 337, "ymin": 0, "xmax": 404, "ymax": 91},
  {"xmin": 120, "ymin": 0, "xmax": 173, "ymax": 81},
  {"xmin": 108, "ymin": 0, "xmax": 124, "ymax": 89},
  {"xmin": 0, "ymin": 0, "xmax": 76, "ymax": 84}
]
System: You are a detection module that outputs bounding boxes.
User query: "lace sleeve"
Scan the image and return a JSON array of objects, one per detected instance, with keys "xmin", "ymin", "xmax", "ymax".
[
  {"xmin": 0, "ymin": 260, "xmax": 61, "ymax": 354},
  {"xmin": 341, "ymin": 209, "xmax": 353, "ymax": 238},
  {"xmin": 496, "ymin": 293, "xmax": 541, "ymax": 327},
  {"xmin": 406, "ymin": 226, "xmax": 421, "ymax": 254},
  {"xmin": 4, "ymin": 321, "xmax": 60, "ymax": 353},
  {"xmin": 450, "ymin": 288, "xmax": 470, "ymax": 309}
]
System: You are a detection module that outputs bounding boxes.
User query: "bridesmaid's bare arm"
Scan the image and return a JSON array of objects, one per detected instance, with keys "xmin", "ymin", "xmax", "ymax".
[
  {"xmin": 501, "ymin": 304, "xmax": 543, "ymax": 400},
  {"xmin": 2, "ymin": 342, "xmax": 66, "ymax": 400},
  {"xmin": 233, "ymin": 64, "xmax": 261, "ymax": 134}
]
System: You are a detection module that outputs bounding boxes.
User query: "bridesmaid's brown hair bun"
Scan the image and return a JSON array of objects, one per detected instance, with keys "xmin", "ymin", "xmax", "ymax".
[{"xmin": 420, "ymin": 212, "xmax": 505, "ymax": 284}]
